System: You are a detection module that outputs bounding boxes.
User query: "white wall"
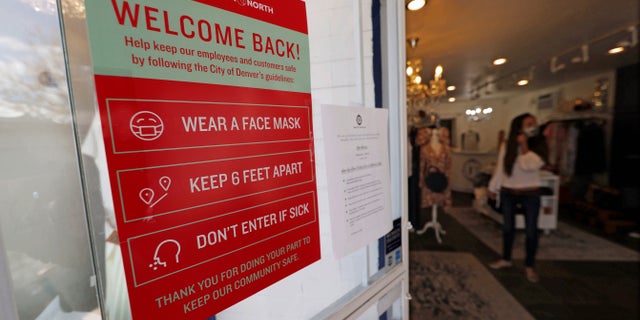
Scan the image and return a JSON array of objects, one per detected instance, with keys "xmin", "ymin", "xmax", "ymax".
[
  {"xmin": 307, "ymin": 0, "xmax": 374, "ymax": 107},
  {"xmin": 431, "ymin": 70, "xmax": 616, "ymax": 153},
  {"xmin": 218, "ymin": 1, "xmax": 377, "ymax": 319}
]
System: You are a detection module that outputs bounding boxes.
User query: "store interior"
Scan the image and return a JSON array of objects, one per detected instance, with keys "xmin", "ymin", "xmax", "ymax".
[{"xmin": 405, "ymin": 0, "xmax": 639, "ymax": 319}]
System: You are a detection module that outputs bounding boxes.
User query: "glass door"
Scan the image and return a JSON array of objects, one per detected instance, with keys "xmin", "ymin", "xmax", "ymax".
[{"xmin": 0, "ymin": 0, "xmax": 102, "ymax": 319}]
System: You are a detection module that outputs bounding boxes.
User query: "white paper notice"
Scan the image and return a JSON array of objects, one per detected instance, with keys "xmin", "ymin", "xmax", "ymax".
[{"xmin": 320, "ymin": 105, "xmax": 392, "ymax": 258}]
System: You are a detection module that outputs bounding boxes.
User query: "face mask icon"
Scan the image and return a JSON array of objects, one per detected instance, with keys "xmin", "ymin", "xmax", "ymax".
[
  {"xmin": 130, "ymin": 111, "xmax": 164, "ymax": 141},
  {"xmin": 149, "ymin": 239, "xmax": 181, "ymax": 271}
]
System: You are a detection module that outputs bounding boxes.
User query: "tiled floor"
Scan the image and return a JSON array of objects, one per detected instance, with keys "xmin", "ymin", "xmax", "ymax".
[{"xmin": 409, "ymin": 192, "xmax": 640, "ymax": 320}]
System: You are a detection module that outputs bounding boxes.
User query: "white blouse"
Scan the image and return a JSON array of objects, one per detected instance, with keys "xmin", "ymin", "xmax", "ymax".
[{"xmin": 488, "ymin": 143, "xmax": 545, "ymax": 193}]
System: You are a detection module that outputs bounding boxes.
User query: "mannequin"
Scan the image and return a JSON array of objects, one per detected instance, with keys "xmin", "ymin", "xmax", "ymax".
[
  {"xmin": 417, "ymin": 127, "xmax": 452, "ymax": 242},
  {"xmin": 430, "ymin": 128, "xmax": 443, "ymax": 155}
]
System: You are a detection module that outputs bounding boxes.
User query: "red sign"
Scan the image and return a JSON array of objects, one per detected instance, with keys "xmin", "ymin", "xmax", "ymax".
[
  {"xmin": 86, "ymin": 1, "xmax": 319, "ymax": 318},
  {"xmin": 106, "ymin": 99, "xmax": 312, "ymax": 153},
  {"xmin": 127, "ymin": 192, "xmax": 316, "ymax": 287},
  {"xmin": 116, "ymin": 150, "xmax": 314, "ymax": 222},
  {"xmin": 97, "ymin": 83, "xmax": 319, "ymax": 320}
]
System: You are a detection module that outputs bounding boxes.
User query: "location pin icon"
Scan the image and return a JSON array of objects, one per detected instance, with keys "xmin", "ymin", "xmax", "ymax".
[
  {"xmin": 159, "ymin": 176, "xmax": 171, "ymax": 191},
  {"xmin": 139, "ymin": 188, "xmax": 155, "ymax": 205}
]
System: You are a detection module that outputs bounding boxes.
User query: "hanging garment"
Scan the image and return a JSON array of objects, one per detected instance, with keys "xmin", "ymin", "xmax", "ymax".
[
  {"xmin": 560, "ymin": 124, "xmax": 579, "ymax": 183},
  {"xmin": 544, "ymin": 123, "xmax": 557, "ymax": 167},
  {"xmin": 461, "ymin": 130, "xmax": 480, "ymax": 151}
]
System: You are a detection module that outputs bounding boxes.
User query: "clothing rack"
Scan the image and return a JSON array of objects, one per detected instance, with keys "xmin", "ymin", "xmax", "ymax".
[{"xmin": 544, "ymin": 114, "xmax": 609, "ymax": 202}]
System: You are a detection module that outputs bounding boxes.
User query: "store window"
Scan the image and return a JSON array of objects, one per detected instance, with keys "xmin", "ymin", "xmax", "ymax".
[
  {"xmin": 0, "ymin": 1, "xmax": 100, "ymax": 318},
  {"xmin": 1, "ymin": 1, "xmax": 408, "ymax": 319}
]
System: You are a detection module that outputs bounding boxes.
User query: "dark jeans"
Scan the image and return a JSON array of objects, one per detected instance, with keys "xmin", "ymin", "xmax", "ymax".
[{"xmin": 500, "ymin": 191, "xmax": 541, "ymax": 267}]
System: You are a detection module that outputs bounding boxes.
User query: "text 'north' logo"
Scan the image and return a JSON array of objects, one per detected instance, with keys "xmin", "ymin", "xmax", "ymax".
[{"xmin": 234, "ymin": 0, "xmax": 274, "ymax": 14}]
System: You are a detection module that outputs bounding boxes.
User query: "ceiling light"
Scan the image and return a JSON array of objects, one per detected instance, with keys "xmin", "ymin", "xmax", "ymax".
[
  {"xmin": 447, "ymin": 85, "xmax": 456, "ymax": 91},
  {"xmin": 550, "ymin": 56, "xmax": 566, "ymax": 73},
  {"xmin": 407, "ymin": 37, "xmax": 419, "ymax": 49},
  {"xmin": 606, "ymin": 27, "xmax": 636, "ymax": 55},
  {"xmin": 406, "ymin": 61, "xmax": 448, "ymax": 121},
  {"xmin": 406, "ymin": 66, "xmax": 414, "ymax": 76},
  {"xmin": 407, "ymin": 0, "xmax": 426, "ymax": 11},
  {"xmin": 493, "ymin": 58, "xmax": 507, "ymax": 66},
  {"xmin": 608, "ymin": 46, "xmax": 625, "ymax": 54},
  {"xmin": 448, "ymin": 97, "xmax": 456, "ymax": 102},
  {"xmin": 434, "ymin": 65, "xmax": 443, "ymax": 81},
  {"xmin": 408, "ymin": 64, "xmax": 447, "ymax": 98},
  {"xmin": 517, "ymin": 79, "xmax": 529, "ymax": 86},
  {"xmin": 465, "ymin": 106, "xmax": 493, "ymax": 122}
]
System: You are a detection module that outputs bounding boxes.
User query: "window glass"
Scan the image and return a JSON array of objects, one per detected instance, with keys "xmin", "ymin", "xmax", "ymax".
[
  {"xmin": 0, "ymin": 0, "xmax": 406, "ymax": 319},
  {"xmin": 0, "ymin": 0, "xmax": 100, "ymax": 318}
]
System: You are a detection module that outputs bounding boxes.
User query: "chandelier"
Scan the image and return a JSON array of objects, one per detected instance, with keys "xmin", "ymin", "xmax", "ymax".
[{"xmin": 406, "ymin": 58, "xmax": 448, "ymax": 127}]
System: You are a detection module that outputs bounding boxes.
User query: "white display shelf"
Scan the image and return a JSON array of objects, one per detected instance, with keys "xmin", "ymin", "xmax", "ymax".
[{"xmin": 487, "ymin": 171, "xmax": 559, "ymax": 234}]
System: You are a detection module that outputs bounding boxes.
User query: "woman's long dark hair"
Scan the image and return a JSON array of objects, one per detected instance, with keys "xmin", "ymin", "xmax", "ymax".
[{"xmin": 503, "ymin": 113, "xmax": 533, "ymax": 176}]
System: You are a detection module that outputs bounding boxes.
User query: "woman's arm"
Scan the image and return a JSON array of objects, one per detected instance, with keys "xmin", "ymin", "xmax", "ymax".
[{"xmin": 516, "ymin": 133, "xmax": 544, "ymax": 170}]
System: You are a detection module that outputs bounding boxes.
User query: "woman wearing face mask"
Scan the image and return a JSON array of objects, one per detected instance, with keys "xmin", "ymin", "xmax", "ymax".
[{"xmin": 488, "ymin": 113, "xmax": 546, "ymax": 283}]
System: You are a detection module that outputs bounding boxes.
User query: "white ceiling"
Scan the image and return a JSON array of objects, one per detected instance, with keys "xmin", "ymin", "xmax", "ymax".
[{"xmin": 405, "ymin": 0, "xmax": 640, "ymax": 101}]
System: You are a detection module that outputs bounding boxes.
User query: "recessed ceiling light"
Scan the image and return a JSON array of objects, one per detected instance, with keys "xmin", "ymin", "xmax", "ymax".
[
  {"xmin": 407, "ymin": 0, "xmax": 426, "ymax": 11},
  {"xmin": 448, "ymin": 97, "xmax": 456, "ymax": 102},
  {"xmin": 493, "ymin": 58, "xmax": 507, "ymax": 66},
  {"xmin": 517, "ymin": 79, "xmax": 529, "ymax": 86},
  {"xmin": 608, "ymin": 46, "xmax": 625, "ymax": 54},
  {"xmin": 447, "ymin": 85, "xmax": 456, "ymax": 91}
]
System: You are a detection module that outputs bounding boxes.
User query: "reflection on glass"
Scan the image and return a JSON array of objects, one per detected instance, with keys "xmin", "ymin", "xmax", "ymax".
[
  {"xmin": 1, "ymin": 0, "xmax": 84, "ymax": 125},
  {"xmin": 19, "ymin": 0, "xmax": 85, "ymax": 18},
  {"xmin": 0, "ymin": 0, "xmax": 100, "ymax": 318},
  {"xmin": 354, "ymin": 281, "xmax": 403, "ymax": 320}
]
